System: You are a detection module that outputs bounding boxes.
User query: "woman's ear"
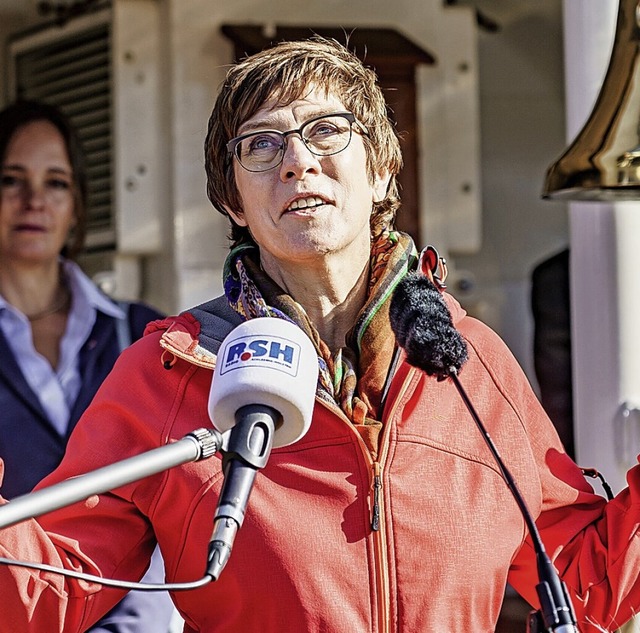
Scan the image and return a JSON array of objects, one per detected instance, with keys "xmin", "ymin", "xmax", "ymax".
[
  {"xmin": 224, "ymin": 205, "xmax": 248, "ymax": 227},
  {"xmin": 372, "ymin": 169, "xmax": 391, "ymax": 203}
]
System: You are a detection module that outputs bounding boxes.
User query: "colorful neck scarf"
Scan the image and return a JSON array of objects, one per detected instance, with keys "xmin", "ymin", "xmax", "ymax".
[{"xmin": 223, "ymin": 231, "xmax": 418, "ymax": 455}]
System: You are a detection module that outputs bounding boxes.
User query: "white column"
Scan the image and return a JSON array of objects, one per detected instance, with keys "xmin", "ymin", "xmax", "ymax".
[{"xmin": 563, "ymin": 0, "xmax": 638, "ymax": 493}]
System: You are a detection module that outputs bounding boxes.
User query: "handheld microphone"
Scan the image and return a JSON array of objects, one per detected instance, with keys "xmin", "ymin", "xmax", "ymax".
[
  {"xmin": 390, "ymin": 271, "xmax": 579, "ymax": 633},
  {"xmin": 206, "ymin": 317, "xmax": 318, "ymax": 580}
]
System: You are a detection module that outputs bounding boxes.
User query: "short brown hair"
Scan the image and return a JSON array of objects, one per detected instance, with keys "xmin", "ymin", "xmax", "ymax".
[{"xmin": 205, "ymin": 36, "xmax": 403, "ymax": 245}]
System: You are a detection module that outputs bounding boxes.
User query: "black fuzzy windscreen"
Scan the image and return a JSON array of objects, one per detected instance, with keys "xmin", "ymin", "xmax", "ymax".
[{"xmin": 389, "ymin": 273, "xmax": 468, "ymax": 379}]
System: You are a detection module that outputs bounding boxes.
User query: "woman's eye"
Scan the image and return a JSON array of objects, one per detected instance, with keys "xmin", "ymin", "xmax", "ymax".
[
  {"xmin": 308, "ymin": 122, "xmax": 340, "ymax": 138},
  {"xmin": 0, "ymin": 174, "xmax": 21, "ymax": 188},
  {"xmin": 247, "ymin": 134, "xmax": 281, "ymax": 154},
  {"xmin": 47, "ymin": 178, "xmax": 72, "ymax": 191}
]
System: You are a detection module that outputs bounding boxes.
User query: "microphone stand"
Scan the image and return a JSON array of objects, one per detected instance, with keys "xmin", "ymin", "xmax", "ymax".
[
  {"xmin": 0, "ymin": 428, "xmax": 221, "ymax": 530},
  {"xmin": 449, "ymin": 371, "xmax": 579, "ymax": 633}
]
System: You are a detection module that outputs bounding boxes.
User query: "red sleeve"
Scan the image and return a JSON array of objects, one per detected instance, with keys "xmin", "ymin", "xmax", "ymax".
[
  {"xmin": 0, "ymin": 330, "xmax": 188, "ymax": 632},
  {"xmin": 461, "ymin": 316, "xmax": 640, "ymax": 631}
]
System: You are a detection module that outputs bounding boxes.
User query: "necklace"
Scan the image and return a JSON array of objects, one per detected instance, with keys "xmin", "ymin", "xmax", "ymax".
[{"xmin": 26, "ymin": 285, "xmax": 71, "ymax": 322}]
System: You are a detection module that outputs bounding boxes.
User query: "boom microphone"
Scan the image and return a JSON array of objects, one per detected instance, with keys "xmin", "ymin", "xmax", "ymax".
[
  {"xmin": 389, "ymin": 272, "xmax": 579, "ymax": 633},
  {"xmin": 389, "ymin": 272, "xmax": 468, "ymax": 378},
  {"xmin": 206, "ymin": 317, "xmax": 318, "ymax": 580}
]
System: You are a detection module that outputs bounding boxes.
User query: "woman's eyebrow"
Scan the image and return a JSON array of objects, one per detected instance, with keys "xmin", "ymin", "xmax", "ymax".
[
  {"xmin": 237, "ymin": 118, "xmax": 285, "ymax": 134},
  {"xmin": 1, "ymin": 163, "xmax": 26, "ymax": 172},
  {"xmin": 46, "ymin": 167, "xmax": 73, "ymax": 177},
  {"xmin": 237, "ymin": 109, "xmax": 336, "ymax": 135},
  {"xmin": 1, "ymin": 164, "xmax": 71, "ymax": 176}
]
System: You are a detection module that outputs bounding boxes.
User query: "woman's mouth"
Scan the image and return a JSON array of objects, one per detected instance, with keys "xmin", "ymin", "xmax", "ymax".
[
  {"xmin": 14, "ymin": 224, "xmax": 46, "ymax": 232},
  {"xmin": 285, "ymin": 196, "xmax": 326, "ymax": 212}
]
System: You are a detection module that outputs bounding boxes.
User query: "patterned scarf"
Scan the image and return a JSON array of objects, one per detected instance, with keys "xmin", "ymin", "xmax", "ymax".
[{"xmin": 222, "ymin": 231, "xmax": 418, "ymax": 455}]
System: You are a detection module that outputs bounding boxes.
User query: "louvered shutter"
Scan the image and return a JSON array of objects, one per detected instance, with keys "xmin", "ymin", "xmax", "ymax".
[
  {"xmin": 9, "ymin": 12, "xmax": 115, "ymax": 250},
  {"xmin": 7, "ymin": 3, "xmax": 162, "ymax": 260}
]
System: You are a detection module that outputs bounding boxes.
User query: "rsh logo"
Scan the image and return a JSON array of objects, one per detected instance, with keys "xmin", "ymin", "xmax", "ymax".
[{"xmin": 219, "ymin": 335, "xmax": 300, "ymax": 376}]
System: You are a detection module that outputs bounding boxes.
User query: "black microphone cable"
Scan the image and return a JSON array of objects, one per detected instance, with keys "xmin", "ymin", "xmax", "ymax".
[
  {"xmin": 448, "ymin": 370, "xmax": 578, "ymax": 633},
  {"xmin": 390, "ymin": 270, "xmax": 579, "ymax": 633}
]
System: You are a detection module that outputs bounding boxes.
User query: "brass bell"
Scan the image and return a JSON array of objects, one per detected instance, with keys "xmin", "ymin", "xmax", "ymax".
[{"xmin": 543, "ymin": 0, "xmax": 640, "ymax": 200}]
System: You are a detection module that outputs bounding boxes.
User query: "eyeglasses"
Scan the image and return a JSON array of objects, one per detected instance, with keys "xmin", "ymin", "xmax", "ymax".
[{"xmin": 227, "ymin": 111, "xmax": 368, "ymax": 173}]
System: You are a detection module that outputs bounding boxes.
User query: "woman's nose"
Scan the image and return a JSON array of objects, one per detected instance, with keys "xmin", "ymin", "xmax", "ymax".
[
  {"xmin": 23, "ymin": 182, "xmax": 46, "ymax": 208},
  {"xmin": 279, "ymin": 135, "xmax": 321, "ymax": 180}
]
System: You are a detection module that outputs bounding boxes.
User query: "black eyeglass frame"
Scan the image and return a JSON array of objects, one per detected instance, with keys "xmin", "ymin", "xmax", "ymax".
[{"xmin": 226, "ymin": 111, "xmax": 369, "ymax": 172}]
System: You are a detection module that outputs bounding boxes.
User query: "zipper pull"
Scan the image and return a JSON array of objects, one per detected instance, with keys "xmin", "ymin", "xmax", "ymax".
[{"xmin": 371, "ymin": 462, "xmax": 382, "ymax": 531}]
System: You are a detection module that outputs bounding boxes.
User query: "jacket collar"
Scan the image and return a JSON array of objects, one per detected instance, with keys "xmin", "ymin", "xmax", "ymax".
[{"xmin": 156, "ymin": 296, "xmax": 243, "ymax": 370}]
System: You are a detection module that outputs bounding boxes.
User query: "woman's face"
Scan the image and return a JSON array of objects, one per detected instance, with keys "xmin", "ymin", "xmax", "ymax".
[
  {"xmin": 0, "ymin": 120, "xmax": 76, "ymax": 266},
  {"xmin": 227, "ymin": 88, "xmax": 390, "ymax": 276}
]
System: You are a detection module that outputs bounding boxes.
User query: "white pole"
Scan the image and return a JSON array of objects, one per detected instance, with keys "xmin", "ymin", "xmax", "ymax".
[{"xmin": 562, "ymin": 0, "xmax": 636, "ymax": 492}]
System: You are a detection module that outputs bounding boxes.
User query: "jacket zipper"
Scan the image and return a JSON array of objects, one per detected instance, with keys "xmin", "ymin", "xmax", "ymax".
[
  {"xmin": 370, "ymin": 371, "xmax": 415, "ymax": 633},
  {"xmin": 360, "ymin": 369, "xmax": 416, "ymax": 633},
  {"xmin": 318, "ymin": 367, "xmax": 416, "ymax": 633},
  {"xmin": 371, "ymin": 461, "xmax": 382, "ymax": 532},
  {"xmin": 370, "ymin": 457, "xmax": 390, "ymax": 633}
]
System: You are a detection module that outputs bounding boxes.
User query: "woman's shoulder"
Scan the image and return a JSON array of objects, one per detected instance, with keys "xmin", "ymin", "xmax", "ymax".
[
  {"xmin": 443, "ymin": 293, "xmax": 531, "ymax": 397},
  {"xmin": 127, "ymin": 300, "xmax": 164, "ymax": 320},
  {"xmin": 443, "ymin": 292, "xmax": 516, "ymax": 367}
]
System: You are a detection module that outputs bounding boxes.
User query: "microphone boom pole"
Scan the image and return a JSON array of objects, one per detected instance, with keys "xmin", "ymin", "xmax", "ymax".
[{"xmin": 0, "ymin": 428, "xmax": 221, "ymax": 530}]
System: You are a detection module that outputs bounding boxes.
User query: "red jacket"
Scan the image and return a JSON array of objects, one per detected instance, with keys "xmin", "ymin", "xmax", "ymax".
[{"xmin": 0, "ymin": 294, "xmax": 639, "ymax": 632}]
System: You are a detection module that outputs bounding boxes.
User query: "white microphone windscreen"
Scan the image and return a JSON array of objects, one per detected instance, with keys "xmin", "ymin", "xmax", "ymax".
[{"xmin": 208, "ymin": 317, "xmax": 318, "ymax": 447}]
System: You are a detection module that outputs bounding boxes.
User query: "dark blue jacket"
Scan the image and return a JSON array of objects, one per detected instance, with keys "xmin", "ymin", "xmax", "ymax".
[{"xmin": 0, "ymin": 302, "xmax": 175, "ymax": 633}]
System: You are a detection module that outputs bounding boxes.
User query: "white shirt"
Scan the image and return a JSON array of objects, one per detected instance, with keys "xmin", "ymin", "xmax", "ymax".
[{"xmin": 0, "ymin": 260, "xmax": 124, "ymax": 436}]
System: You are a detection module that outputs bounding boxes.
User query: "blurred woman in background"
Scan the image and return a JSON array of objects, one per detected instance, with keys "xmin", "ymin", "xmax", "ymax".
[{"xmin": 0, "ymin": 99, "xmax": 175, "ymax": 632}]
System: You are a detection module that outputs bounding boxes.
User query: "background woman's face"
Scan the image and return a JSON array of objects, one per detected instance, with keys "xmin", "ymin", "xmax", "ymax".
[{"xmin": 0, "ymin": 120, "xmax": 76, "ymax": 265}]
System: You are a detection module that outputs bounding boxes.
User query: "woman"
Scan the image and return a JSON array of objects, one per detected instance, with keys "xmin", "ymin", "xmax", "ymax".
[
  {"xmin": 0, "ymin": 100, "xmax": 174, "ymax": 632},
  {"xmin": 1, "ymin": 40, "xmax": 640, "ymax": 632}
]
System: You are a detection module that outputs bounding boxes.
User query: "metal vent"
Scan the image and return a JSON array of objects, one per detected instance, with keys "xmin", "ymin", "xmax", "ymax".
[{"xmin": 9, "ymin": 15, "xmax": 115, "ymax": 250}]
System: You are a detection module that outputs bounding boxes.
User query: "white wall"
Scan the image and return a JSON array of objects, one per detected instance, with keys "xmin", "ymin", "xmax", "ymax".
[
  {"xmin": 0, "ymin": 0, "xmax": 569, "ymax": 383},
  {"xmin": 454, "ymin": 1, "xmax": 568, "ymax": 379}
]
